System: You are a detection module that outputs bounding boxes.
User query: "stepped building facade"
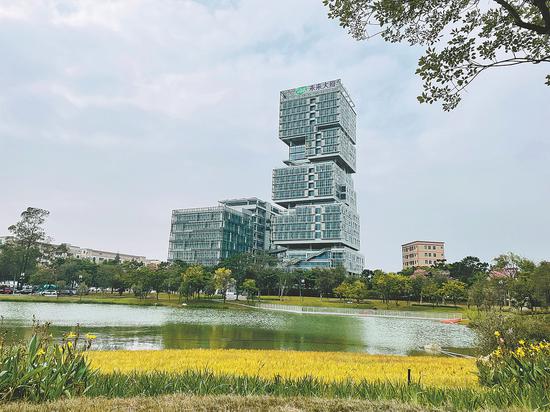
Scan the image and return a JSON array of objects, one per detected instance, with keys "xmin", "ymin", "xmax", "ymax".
[
  {"xmin": 168, "ymin": 198, "xmax": 280, "ymax": 266},
  {"xmin": 271, "ymin": 80, "xmax": 364, "ymax": 273}
]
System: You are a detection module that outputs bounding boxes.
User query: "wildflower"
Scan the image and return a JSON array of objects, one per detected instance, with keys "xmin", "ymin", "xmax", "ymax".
[
  {"xmin": 67, "ymin": 341, "xmax": 73, "ymax": 349},
  {"xmin": 515, "ymin": 347, "xmax": 525, "ymax": 358},
  {"xmin": 494, "ymin": 331, "xmax": 500, "ymax": 337},
  {"xmin": 518, "ymin": 339, "xmax": 525, "ymax": 346},
  {"xmin": 85, "ymin": 333, "xmax": 97, "ymax": 340},
  {"xmin": 36, "ymin": 348, "xmax": 45, "ymax": 356},
  {"xmin": 66, "ymin": 332, "xmax": 77, "ymax": 339},
  {"xmin": 86, "ymin": 349, "xmax": 478, "ymax": 389}
]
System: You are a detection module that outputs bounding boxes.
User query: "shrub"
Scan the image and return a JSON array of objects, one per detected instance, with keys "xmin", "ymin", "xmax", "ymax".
[
  {"xmin": 469, "ymin": 310, "xmax": 550, "ymax": 354},
  {"xmin": 477, "ymin": 332, "xmax": 550, "ymax": 391},
  {"xmin": 0, "ymin": 323, "xmax": 96, "ymax": 402}
]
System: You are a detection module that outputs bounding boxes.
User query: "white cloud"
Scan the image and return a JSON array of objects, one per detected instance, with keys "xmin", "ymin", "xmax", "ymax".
[{"xmin": 0, "ymin": 0, "xmax": 548, "ymax": 269}]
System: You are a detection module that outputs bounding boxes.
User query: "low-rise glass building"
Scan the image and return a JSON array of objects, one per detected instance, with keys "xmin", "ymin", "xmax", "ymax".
[{"xmin": 168, "ymin": 198, "xmax": 280, "ymax": 266}]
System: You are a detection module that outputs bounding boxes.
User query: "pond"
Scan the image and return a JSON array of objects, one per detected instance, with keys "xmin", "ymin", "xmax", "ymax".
[{"xmin": 0, "ymin": 301, "xmax": 476, "ymax": 355}]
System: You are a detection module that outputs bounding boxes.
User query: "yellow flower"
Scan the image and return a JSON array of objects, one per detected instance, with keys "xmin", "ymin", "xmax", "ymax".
[
  {"xmin": 66, "ymin": 332, "xmax": 78, "ymax": 339},
  {"xmin": 515, "ymin": 347, "xmax": 525, "ymax": 358},
  {"xmin": 67, "ymin": 341, "xmax": 73, "ymax": 349},
  {"xmin": 518, "ymin": 339, "xmax": 525, "ymax": 346},
  {"xmin": 86, "ymin": 349, "xmax": 479, "ymax": 389},
  {"xmin": 85, "ymin": 334, "xmax": 97, "ymax": 340},
  {"xmin": 36, "ymin": 348, "xmax": 45, "ymax": 356},
  {"xmin": 494, "ymin": 331, "xmax": 500, "ymax": 337}
]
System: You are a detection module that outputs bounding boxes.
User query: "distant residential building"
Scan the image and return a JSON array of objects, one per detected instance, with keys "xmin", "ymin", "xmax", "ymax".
[
  {"xmin": 168, "ymin": 198, "xmax": 280, "ymax": 266},
  {"xmin": 0, "ymin": 235, "xmax": 148, "ymax": 264},
  {"xmin": 402, "ymin": 241, "xmax": 445, "ymax": 269},
  {"xmin": 64, "ymin": 244, "xmax": 147, "ymax": 264}
]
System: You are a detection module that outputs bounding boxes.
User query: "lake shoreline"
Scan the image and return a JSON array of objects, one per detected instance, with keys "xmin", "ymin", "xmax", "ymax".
[
  {"xmin": 0, "ymin": 293, "xmax": 467, "ymax": 314},
  {"xmin": 0, "ymin": 300, "xmax": 476, "ymax": 355}
]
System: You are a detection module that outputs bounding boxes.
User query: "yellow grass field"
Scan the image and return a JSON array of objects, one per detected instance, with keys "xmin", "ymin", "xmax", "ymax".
[{"xmin": 87, "ymin": 349, "xmax": 478, "ymax": 388}]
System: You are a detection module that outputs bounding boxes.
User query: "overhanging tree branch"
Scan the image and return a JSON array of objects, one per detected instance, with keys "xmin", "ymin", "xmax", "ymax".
[
  {"xmin": 532, "ymin": 0, "xmax": 550, "ymax": 30},
  {"xmin": 494, "ymin": 0, "xmax": 550, "ymax": 34}
]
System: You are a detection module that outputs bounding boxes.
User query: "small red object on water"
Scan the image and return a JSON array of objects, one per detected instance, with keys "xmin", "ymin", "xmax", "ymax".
[{"xmin": 440, "ymin": 318, "xmax": 461, "ymax": 324}]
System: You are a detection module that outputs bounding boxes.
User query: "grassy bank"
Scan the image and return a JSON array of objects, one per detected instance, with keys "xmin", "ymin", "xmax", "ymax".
[
  {"xmin": 1, "ymin": 394, "xmax": 516, "ymax": 412},
  {"xmin": 87, "ymin": 349, "xmax": 477, "ymax": 388},
  {"xmin": 3, "ymin": 340, "xmax": 548, "ymax": 410},
  {"xmin": 0, "ymin": 293, "xmax": 467, "ymax": 314},
  {"xmin": 73, "ymin": 370, "xmax": 549, "ymax": 411},
  {"xmin": 258, "ymin": 295, "xmax": 466, "ymax": 313}
]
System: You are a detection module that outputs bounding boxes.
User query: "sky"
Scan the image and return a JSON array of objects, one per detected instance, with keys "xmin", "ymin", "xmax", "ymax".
[{"xmin": 0, "ymin": 0, "xmax": 548, "ymax": 271}]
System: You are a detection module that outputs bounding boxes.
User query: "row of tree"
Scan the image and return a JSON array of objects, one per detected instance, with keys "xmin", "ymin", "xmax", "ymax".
[{"xmin": 1, "ymin": 208, "xmax": 549, "ymax": 309}]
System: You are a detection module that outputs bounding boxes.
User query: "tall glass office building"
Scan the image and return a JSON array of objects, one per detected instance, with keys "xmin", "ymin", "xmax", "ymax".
[
  {"xmin": 168, "ymin": 198, "xmax": 280, "ymax": 266},
  {"xmin": 271, "ymin": 80, "xmax": 364, "ymax": 273}
]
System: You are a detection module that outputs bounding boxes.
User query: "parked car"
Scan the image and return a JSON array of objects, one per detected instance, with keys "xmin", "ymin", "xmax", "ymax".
[
  {"xmin": 0, "ymin": 285, "xmax": 14, "ymax": 294},
  {"xmin": 41, "ymin": 290, "xmax": 58, "ymax": 297},
  {"xmin": 60, "ymin": 289, "xmax": 76, "ymax": 296},
  {"xmin": 19, "ymin": 285, "xmax": 33, "ymax": 294}
]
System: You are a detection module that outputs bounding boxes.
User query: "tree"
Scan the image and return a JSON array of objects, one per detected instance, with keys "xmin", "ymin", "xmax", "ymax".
[
  {"xmin": 104, "ymin": 264, "xmax": 129, "ymax": 295},
  {"xmin": 77, "ymin": 282, "xmax": 88, "ymax": 301},
  {"xmin": 275, "ymin": 269, "xmax": 296, "ymax": 300},
  {"xmin": 7, "ymin": 207, "xmax": 50, "ymax": 286},
  {"xmin": 162, "ymin": 265, "xmax": 183, "ymax": 299},
  {"xmin": 57, "ymin": 258, "xmax": 96, "ymax": 288},
  {"xmin": 324, "ymin": 0, "xmax": 550, "ymax": 110},
  {"xmin": 492, "ymin": 252, "xmax": 535, "ymax": 275},
  {"xmin": 490, "ymin": 253, "xmax": 535, "ymax": 308},
  {"xmin": 438, "ymin": 280, "xmax": 467, "ymax": 306},
  {"xmin": 256, "ymin": 267, "xmax": 278, "ymax": 296},
  {"xmin": 334, "ymin": 281, "xmax": 353, "ymax": 301},
  {"xmin": 313, "ymin": 266, "xmax": 346, "ymax": 298},
  {"xmin": 147, "ymin": 266, "xmax": 167, "ymax": 300},
  {"xmin": 449, "ymin": 256, "xmax": 489, "ymax": 285},
  {"xmin": 421, "ymin": 279, "xmax": 440, "ymax": 307},
  {"xmin": 180, "ymin": 265, "xmax": 205, "ymax": 300},
  {"xmin": 219, "ymin": 253, "xmax": 255, "ymax": 300},
  {"xmin": 0, "ymin": 242, "xmax": 24, "ymax": 282},
  {"xmin": 410, "ymin": 271, "xmax": 428, "ymax": 303},
  {"xmin": 95, "ymin": 264, "xmax": 117, "ymax": 290},
  {"xmin": 242, "ymin": 279, "xmax": 259, "ymax": 300},
  {"xmin": 349, "ymin": 279, "xmax": 368, "ymax": 303},
  {"xmin": 29, "ymin": 267, "xmax": 56, "ymax": 286},
  {"xmin": 469, "ymin": 278, "xmax": 489, "ymax": 309},
  {"xmin": 532, "ymin": 261, "xmax": 550, "ymax": 308},
  {"xmin": 213, "ymin": 267, "xmax": 233, "ymax": 303},
  {"xmin": 372, "ymin": 272, "xmax": 410, "ymax": 305}
]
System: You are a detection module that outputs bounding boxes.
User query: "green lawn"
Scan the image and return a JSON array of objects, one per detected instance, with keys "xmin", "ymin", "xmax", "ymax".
[
  {"xmin": 258, "ymin": 295, "xmax": 467, "ymax": 313},
  {"xmin": 0, "ymin": 293, "xmax": 467, "ymax": 314}
]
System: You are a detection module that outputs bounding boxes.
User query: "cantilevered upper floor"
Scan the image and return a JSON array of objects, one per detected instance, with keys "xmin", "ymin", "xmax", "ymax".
[{"xmin": 278, "ymin": 79, "xmax": 357, "ymax": 173}]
